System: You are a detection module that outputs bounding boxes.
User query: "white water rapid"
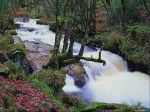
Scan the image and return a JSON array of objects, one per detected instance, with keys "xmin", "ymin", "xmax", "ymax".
[{"xmin": 14, "ymin": 18, "xmax": 150, "ymax": 109}]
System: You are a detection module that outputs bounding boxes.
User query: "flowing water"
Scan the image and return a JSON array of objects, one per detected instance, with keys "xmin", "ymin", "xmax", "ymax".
[{"xmin": 15, "ymin": 18, "xmax": 150, "ymax": 109}]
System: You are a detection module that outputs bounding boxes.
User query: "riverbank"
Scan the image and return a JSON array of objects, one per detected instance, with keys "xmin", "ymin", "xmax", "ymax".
[{"xmin": 1, "ymin": 17, "xmax": 150, "ymax": 111}]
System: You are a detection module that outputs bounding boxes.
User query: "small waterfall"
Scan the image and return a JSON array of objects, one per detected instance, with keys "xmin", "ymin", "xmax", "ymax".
[
  {"xmin": 63, "ymin": 51, "xmax": 150, "ymax": 108},
  {"xmin": 14, "ymin": 18, "xmax": 150, "ymax": 109}
]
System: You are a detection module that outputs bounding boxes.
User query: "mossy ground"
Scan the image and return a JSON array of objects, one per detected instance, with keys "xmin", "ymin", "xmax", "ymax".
[
  {"xmin": 28, "ymin": 68, "xmax": 85, "ymax": 112},
  {"xmin": 81, "ymin": 102, "xmax": 144, "ymax": 112}
]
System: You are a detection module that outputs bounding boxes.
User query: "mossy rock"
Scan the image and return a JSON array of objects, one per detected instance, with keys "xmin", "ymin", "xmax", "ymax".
[
  {"xmin": 3, "ymin": 60, "xmax": 27, "ymax": 80},
  {"xmin": 7, "ymin": 30, "xmax": 17, "ymax": 35},
  {"xmin": 70, "ymin": 63, "xmax": 85, "ymax": 75},
  {"xmin": 8, "ymin": 43, "xmax": 26, "ymax": 55},
  {"xmin": 9, "ymin": 50, "xmax": 33, "ymax": 75},
  {"xmin": 67, "ymin": 63, "xmax": 88, "ymax": 87},
  {"xmin": 29, "ymin": 69, "xmax": 65, "ymax": 91}
]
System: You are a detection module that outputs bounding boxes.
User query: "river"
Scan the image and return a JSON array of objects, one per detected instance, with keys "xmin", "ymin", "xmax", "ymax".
[{"xmin": 14, "ymin": 18, "xmax": 150, "ymax": 109}]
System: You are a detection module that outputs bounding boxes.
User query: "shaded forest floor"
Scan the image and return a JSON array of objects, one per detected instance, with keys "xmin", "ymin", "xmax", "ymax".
[{"xmin": 0, "ymin": 76, "xmax": 60, "ymax": 112}]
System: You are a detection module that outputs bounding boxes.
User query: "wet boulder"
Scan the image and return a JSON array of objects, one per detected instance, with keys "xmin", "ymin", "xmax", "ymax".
[
  {"xmin": 9, "ymin": 50, "xmax": 33, "ymax": 75},
  {"xmin": 67, "ymin": 63, "xmax": 88, "ymax": 87}
]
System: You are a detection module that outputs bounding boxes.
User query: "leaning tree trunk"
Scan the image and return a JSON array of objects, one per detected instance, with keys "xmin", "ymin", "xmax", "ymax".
[{"xmin": 78, "ymin": 43, "xmax": 85, "ymax": 57}]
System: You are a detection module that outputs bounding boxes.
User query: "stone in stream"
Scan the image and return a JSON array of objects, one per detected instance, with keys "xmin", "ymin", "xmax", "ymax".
[
  {"xmin": 14, "ymin": 17, "xmax": 29, "ymax": 23},
  {"xmin": 23, "ymin": 40, "xmax": 53, "ymax": 72},
  {"xmin": 67, "ymin": 63, "xmax": 89, "ymax": 87}
]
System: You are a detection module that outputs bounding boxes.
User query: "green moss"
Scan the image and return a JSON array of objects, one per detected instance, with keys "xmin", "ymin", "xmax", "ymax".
[
  {"xmin": 0, "ymin": 64, "xmax": 10, "ymax": 74},
  {"xmin": 97, "ymin": 31, "xmax": 150, "ymax": 73},
  {"xmin": 3, "ymin": 95, "xmax": 13, "ymax": 109},
  {"xmin": 29, "ymin": 78, "xmax": 64, "ymax": 109},
  {"xmin": 57, "ymin": 52, "xmax": 73, "ymax": 68},
  {"xmin": 29, "ymin": 69, "xmax": 66, "ymax": 91},
  {"xmin": 115, "ymin": 103, "xmax": 143, "ymax": 112},
  {"xmin": 3, "ymin": 60, "xmax": 26, "ymax": 80},
  {"xmin": 127, "ymin": 23, "xmax": 150, "ymax": 33},
  {"xmin": 18, "ymin": 106, "xmax": 28, "ymax": 112},
  {"xmin": 29, "ymin": 79, "xmax": 54, "ymax": 98},
  {"xmin": 7, "ymin": 43, "xmax": 26, "ymax": 55},
  {"xmin": 81, "ymin": 102, "xmax": 143, "ymax": 112},
  {"xmin": 27, "ymin": 13, "xmax": 43, "ymax": 19},
  {"xmin": 46, "ymin": 57, "xmax": 59, "ymax": 69},
  {"xmin": 28, "ymin": 68, "xmax": 85, "ymax": 111},
  {"xmin": 49, "ymin": 21, "xmax": 57, "ymax": 31},
  {"xmin": 0, "ymin": 34, "xmax": 14, "ymax": 51},
  {"xmin": 7, "ymin": 30, "xmax": 17, "ymax": 35},
  {"xmin": 81, "ymin": 102, "xmax": 118, "ymax": 112}
]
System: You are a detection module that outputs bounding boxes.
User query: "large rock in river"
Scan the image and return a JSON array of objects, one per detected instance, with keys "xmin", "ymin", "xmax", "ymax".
[{"xmin": 67, "ymin": 63, "xmax": 88, "ymax": 87}]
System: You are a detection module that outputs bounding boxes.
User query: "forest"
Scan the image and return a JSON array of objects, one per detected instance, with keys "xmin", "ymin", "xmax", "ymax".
[{"xmin": 0, "ymin": 0, "xmax": 150, "ymax": 112}]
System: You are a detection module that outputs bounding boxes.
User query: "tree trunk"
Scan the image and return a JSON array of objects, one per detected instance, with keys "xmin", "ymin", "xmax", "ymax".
[
  {"xmin": 62, "ymin": 26, "xmax": 69, "ymax": 53},
  {"xmin": 78, "ymin": 44, "xmax": 85, "ymax": 57},
  {"xmin": 67, "ymin": 33, "xmax": 74, "ymax": 56}
]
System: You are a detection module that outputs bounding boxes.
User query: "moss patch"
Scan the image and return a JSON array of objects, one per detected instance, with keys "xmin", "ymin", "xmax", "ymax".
[
  {"xmin": 7, "ymin": 43, "xmax": 26, "ymax": 55},
  {"xmin": 7, "ymin": 30, "xmax": 17, "ymax": 35},
  {"xmin": 70, "ymin": 63, "xmax": 85, "ymax": 75},
  {"xmin": 81, "ymin": 102, "xmax": 143, "ymax": 112},
  {"xmin": 29, "ymin": 68, "xmax": 66, "ymax": 91}
]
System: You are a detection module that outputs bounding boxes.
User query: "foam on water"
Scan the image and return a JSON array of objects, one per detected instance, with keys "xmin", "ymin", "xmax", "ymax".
[{"xmin": 63, "ymin": 51, "xmax": 150, "ymax": 108}]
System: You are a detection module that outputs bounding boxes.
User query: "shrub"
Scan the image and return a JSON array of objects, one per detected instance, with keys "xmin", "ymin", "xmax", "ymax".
[
  {"xmin": 97, "ymin": 31, "xmax": 149, "ymax": 74},
  {"xmin": 127, "ymin": 23, "xmax": 150, "ymax": 33},
  {"xmin": 0, "ymin": 34, "xmax": 14, "ymax": 51},
  {"xmin": 29, "ymin": 69, "xmax": 66, "ymax": 92}
]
